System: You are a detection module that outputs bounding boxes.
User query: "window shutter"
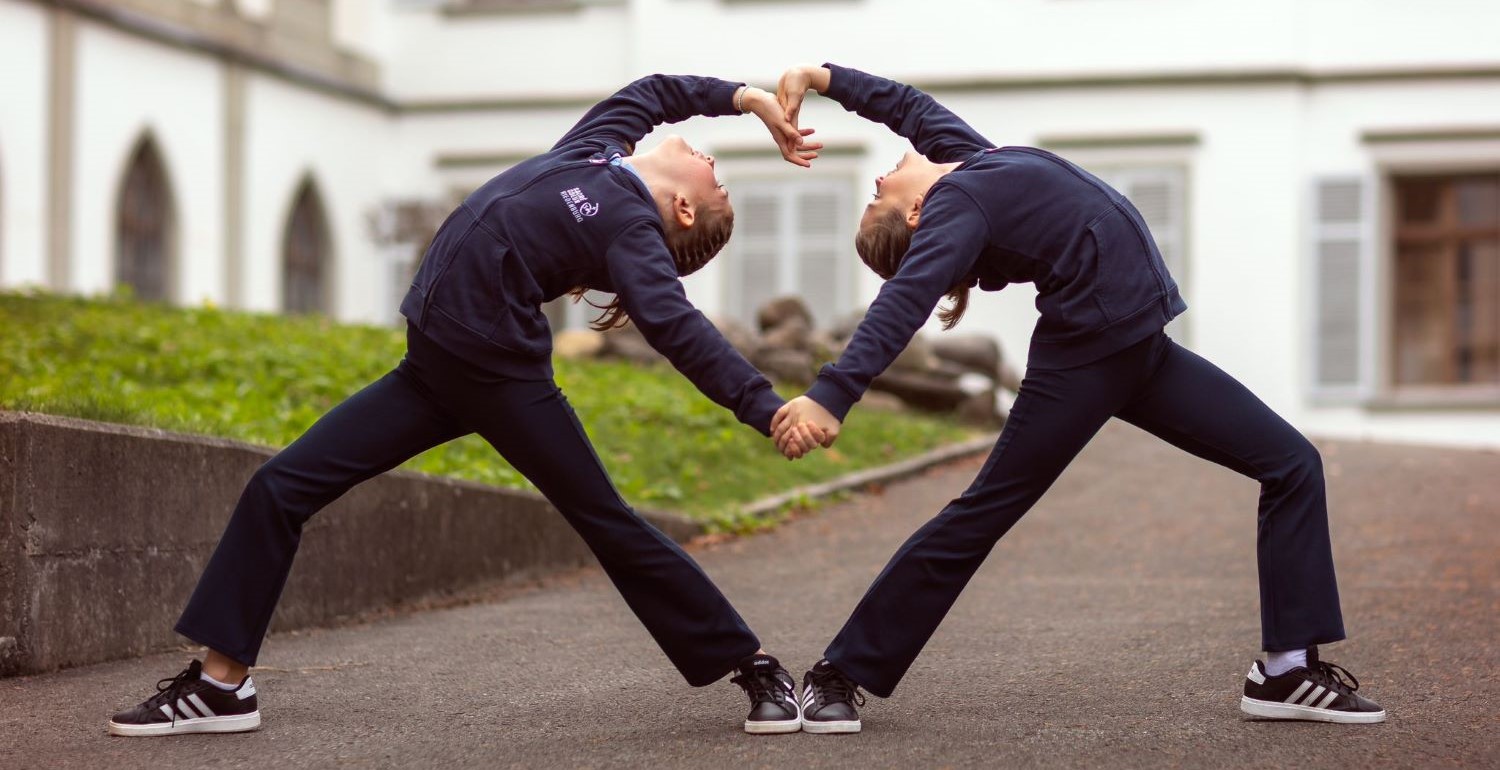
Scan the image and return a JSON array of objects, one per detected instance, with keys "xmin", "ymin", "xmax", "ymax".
[
  {"xmin": 734, "ymin": 191, "xmax": 781, "ymax": 322},
  {"xmin": 796, "ymin": 189, "xmax": 843, "ymax": 327},
  {"xmin": 1309, "ymin": 178, "xmax": 1369, "ymax": 397}
]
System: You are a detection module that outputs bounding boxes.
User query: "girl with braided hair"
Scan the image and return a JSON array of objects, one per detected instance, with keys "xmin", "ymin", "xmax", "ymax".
[{"xmin": 108, "ymin": 74, "xmax": 828, "ymax": 738}]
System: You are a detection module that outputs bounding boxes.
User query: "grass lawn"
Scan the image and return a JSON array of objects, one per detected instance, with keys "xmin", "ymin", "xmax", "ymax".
[{"xmin": 1, "ymin": 292, "xmax": 976, "ymax": 527}]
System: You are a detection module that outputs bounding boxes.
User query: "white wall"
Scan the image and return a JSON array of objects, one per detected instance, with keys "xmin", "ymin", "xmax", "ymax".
[
  {"xmin": 241, "ymin": 73, "xmax": 393, "ymax": 323},
  {"xmin": 332, "ymin": 0, "xmax": 391, "ymax": 67},
  {"xmin": 0, "ymin": 0, "xmax": 50, "ymax": 287},
  {"xmin": 72, "ymin": 21, "xmax": 225, "ymax": 304},
  {"xmin": 383, "ymin": 2, "xmax": 632, "ymax": 100},
  {"xmin": 633, "ymin": 0, "xmax": 1303, "ymax": 82}
]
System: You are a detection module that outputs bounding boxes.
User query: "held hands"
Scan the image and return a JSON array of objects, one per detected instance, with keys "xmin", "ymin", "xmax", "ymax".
[
  {"xmin": 770, "ymin": 396, "xmax": 842, "ymax": 460},
  {"xmin": 739, "ymin": 86, "xmax": 822, "ymax": 167},
  {"xmin": 774, "ymin": 64, "xmax": 831, "ymax": 138}
]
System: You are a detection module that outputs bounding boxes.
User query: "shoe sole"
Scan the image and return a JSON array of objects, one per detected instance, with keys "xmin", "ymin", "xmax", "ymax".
[
  {"xmin": 801, "ymin": 719, "xmax": 861, "ymax": 734},
  {"xmin": 744, "ymin": 717, "xmax": 802, "ymax": 735},
  {"xmin": 1240, "ymin": 696, "xmax": 1386, "ymax": 724},
  {"xmin": 108, "ymin": 712, "xmax": 262, "ymax": 736}
]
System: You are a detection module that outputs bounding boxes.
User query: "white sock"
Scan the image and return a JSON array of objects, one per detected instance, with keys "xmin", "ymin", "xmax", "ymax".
[
  {"xmin": 200, "ymin": 671, "xmax": 243, "ymax": 691},
  {"xmin": 1264, "ymin": 648, "xmax": 1307, "ymax": 677}
]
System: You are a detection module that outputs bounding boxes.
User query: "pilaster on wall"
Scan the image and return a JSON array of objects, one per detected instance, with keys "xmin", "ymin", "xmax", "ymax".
[
  {"xmin": 223, "ymin": 61, "xmax": 245, "ymax": 308},
  {"xmin": 45, "ymin": 7, "xmax": 76, "ymax": 292}
]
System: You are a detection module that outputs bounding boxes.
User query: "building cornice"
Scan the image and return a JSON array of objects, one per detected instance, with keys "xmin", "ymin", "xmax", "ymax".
[
  {"xmin": 917, "ymin": 64, "xmax": 1500, "ymax": 93},
  {"xmin": 37, "ymin": 0, "xmax": 393, "ymax": 111},
  {"xmin": 30, "ymin": 3, "xmax": 1500, "ymax": 117},
  {"xmin": 400, "ymin": 65, "xmax": 1500, "ymax": 115},
  {"xmin": 1362, "ymin": 127, "xmax": 1500, "ymax": 144}
]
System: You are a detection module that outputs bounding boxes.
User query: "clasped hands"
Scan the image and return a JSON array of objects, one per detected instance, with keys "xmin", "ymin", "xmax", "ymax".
[
  {"xmin": 771, "ymin": 396, "xmax": 841, "ymax": 460},
  {"xmin": 743, "ymin": 65, "xmax": 831, "ymax": 168},
  {"xmin": 753, "ymin": 65, "xmax": 843, "ymax": 461}
]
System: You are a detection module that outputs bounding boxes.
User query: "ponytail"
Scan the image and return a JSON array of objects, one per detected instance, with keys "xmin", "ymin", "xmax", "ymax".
[{"xmin": 855, "ymin": 207, "xmax": 973, "ymax": 330}]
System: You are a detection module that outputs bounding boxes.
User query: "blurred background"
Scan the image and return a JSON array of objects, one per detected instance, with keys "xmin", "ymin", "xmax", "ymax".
[{"xmin": 1, "ymin": 0, "xmax": 1497, "ymax": 448}]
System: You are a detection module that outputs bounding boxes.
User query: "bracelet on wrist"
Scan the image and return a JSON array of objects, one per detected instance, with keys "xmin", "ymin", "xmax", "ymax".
[{"xmin": 736, "ymin": 86, "xmax": 748, "ymax": 114}]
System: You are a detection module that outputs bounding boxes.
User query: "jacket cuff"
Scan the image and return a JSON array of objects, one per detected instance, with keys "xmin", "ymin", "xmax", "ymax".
[
  {"xmin": 821, "ymin": 63, "xmax": 854, "ymax": 104},
  {"xmin": 737, "ymin": 383, "xmax": 785, "ymax": 437},
  {"xmin": 805, "ymin": 371, "xmax": 859, "ymax": 423},
  {"xmin": 710, "ymin": 79, "xmax": 748, "ymax": 117}
]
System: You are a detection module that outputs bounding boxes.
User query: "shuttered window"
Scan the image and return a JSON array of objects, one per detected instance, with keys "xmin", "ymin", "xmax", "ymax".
[
  {"xmin": 282, "ymin": 180, "xmax": 332, "ymax": 315},
  {"xmin": 1311, "ymin": 179, "xmax": 1368, "ymax": 394},
  {"xmin": 726, "ymin": 180, "xmax": 855, "ymax": 327},
  {"xmin": 116, "ymin": 137, "xmax": 175, "ymax": 303},
  {"xmin": 735, "ymin": 191, "xmax": 783, "ymax": 322}
]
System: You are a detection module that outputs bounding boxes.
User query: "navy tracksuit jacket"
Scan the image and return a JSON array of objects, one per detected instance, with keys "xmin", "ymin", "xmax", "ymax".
[
  {"xmin": 809, "ymin": 65, "xmax": 1345, "ymax": 697},
  {"xmin": 177, "ymin": 75, "xmax": 772, "ymax": 685}
]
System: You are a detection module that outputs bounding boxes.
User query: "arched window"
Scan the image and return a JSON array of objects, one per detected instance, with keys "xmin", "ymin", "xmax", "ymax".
[
  {"xmin": 116, "ymin": 135, "xmax": 175, "ymax": 302},
  {"xmin": 282, "ymin": 177, "xmax": 332, "ymax": 315}
]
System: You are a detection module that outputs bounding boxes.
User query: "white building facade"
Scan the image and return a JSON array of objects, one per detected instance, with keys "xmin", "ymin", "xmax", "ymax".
[{"xmin": 2, "ymin": 0, "xmax": 1498, "ymax": 448}]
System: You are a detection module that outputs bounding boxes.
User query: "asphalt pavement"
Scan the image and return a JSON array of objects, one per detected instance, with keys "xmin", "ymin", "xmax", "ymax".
[{"xmin": 2, "ymin": 422, "xmax": 1496, "ymax": 768}]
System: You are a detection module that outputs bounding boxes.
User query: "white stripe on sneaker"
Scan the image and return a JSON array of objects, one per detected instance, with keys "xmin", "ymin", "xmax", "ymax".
[
  {"xmin": 188, "ymin": 693, "xmax": 216, "ymax": 718},
  {"xmin": 1315, "ymin": 690, "xmax": 1339, "ymax": 709},
  {"xmin": 237, "ymin": 679, "xmax": 256, "ymax": 700},
  {"xmin": 176, "ymin": 698, "xmax": 200, "ymax": 719},
  {"xmin": 1284, "ymin": 681, "xmax": 1313, "ymax": 704},
  {"xmin": 1299, "ymin": 685, "xmax": 1327, "ymax": 707},
  {"xmin": 159, "ymin": 704, "xmax": 175, "ymax": 720}
]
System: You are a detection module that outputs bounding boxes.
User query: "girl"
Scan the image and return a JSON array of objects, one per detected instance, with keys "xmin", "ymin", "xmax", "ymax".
[
  {"xmin": 108, "ymin": 74, "xmax": 826, "ymax": 737},
  {"xmin": 770, "ymin": 63, "xmax": 1385, "ymax": 732}
]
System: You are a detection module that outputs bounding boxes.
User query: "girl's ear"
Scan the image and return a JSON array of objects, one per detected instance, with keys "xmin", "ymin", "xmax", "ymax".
[
  {"xmin": 906, "ymin": 194, "xmax": 924, "ymax": 231},
  {"xmin": 672, "ymin": 193, "xmax": 697, "ymax": 229}
]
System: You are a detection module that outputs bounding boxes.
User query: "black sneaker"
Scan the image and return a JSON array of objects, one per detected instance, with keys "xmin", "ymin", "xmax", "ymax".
[
  {"xmin": 108, "ymin": 660, "xmax": 261, "ymax": 736},
  {"xmin": 730, "ymin": 654, "xmax": 800, "ymax": 734},
  {"xmin": 799, "ymin": 660, "xmax": 863, "ymax": 734},
  {"xmin": 1240, "ymin": 648, "xmax": 1386, "ymax": 724}
]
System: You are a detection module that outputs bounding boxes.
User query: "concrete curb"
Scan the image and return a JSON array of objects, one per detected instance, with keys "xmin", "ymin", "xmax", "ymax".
[
  {"xmin": 738, "ymin": 432, "xmax": 999, "ymax": 519},
  {"xmin": 0, "ymin": 410, "xmax": 994, "ymax": 677},
  {"xmin": 0, "ymin": 410, "xmax": 697, "ymax": 677}
]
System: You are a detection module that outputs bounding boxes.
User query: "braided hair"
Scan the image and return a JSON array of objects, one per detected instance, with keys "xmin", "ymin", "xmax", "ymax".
[
  {"xmin": 854, "ymin": 207, "xmax": 971, "ymax": 330},
  {"xmin": 571, "ymin": 201, "xmax": 736, "ymax": 331}
]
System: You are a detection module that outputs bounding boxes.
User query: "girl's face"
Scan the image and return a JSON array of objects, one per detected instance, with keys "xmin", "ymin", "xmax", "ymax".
[
  {"xmin": 658, "ymin": 135, "xmax": 730, "ymax": 213},
  {"xmin": 861, "ymin": 151, "xmax": 928, "ymax": 232}
]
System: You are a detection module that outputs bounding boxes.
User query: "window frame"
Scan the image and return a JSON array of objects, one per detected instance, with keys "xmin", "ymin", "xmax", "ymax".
[
  {"xmin": 280, "ymin": 176, "xmax": 336, "ymax": 317},
  {"xmin": 1365, "ymin": 134, "xmax": 1500, "ymax": 407},
  {"xmin": 1381, "ymin": 170, "xmax": 1500, "ymax": 403},
  {"xmin": 114, "ymin": 134, "xmax": 178, "ymax": 304}
]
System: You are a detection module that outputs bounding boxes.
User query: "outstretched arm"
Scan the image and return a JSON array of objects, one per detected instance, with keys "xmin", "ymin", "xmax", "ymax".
[
  {"xmin": 801, "ymin": 189, "xmax": 989, "ymax": 422},
  {"xmin": 777, "ymin": 64, "xmax": 992, "ymax": 163},
  {"xmin": 555, "ymin": 75, "xmax": 821, "ymax": 166},
  {"xmin": 604, "ymin": 221, "xmax": 784, "ymax": 435}
]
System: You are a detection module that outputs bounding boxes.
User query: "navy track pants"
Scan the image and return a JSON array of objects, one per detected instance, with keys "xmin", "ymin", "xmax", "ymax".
[
  {"xmin": 825, "ymin": 332, "xmax": 1346, "ymax": 697},
  {"xmin": 176, "ymin": 328, "xmax": 760, "ymax": 686}
]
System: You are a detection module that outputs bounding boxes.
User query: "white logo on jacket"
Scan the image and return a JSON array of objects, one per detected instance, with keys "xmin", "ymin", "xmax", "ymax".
[{"xmin": 561, "ymin": 187, "xmax": 598, "ymax": 222}]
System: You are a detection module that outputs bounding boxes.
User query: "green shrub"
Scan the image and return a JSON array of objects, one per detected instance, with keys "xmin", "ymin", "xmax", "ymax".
[{"xmin": 0, "ymin": 291, "xmax": 975, "ymax": 524}]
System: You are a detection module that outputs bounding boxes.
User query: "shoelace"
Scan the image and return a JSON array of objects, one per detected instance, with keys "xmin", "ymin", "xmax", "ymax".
[
  {"xmin": 1308, "ymin": 659, "xmax": 1361, "ymax": 695},
  {"xmin": 809, "ymin": 667, "xmax": 865, "ymax": 709},
  {"xmin": 144, "ymin": 666, "xmax": 199, "ymax": 726},
  {"xmin": 730, "ymin": 669, "xmax": 790, "ymax": 705}
]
